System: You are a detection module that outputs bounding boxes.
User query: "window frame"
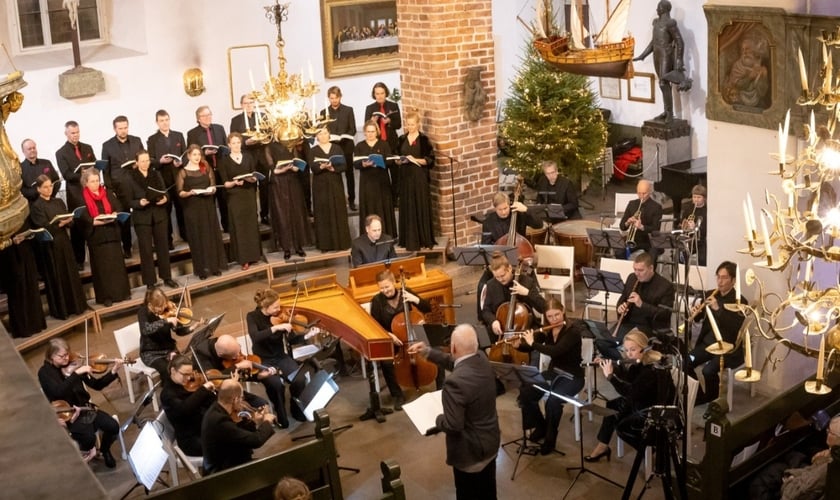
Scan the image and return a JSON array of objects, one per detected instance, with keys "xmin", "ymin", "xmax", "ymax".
[{"xmin": 10, "ymin": 0, "xmax": 107, "ymax": 55}]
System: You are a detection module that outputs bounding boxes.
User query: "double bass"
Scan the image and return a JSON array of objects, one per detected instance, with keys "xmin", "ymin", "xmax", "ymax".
[
  {"xmin": 391, "ymin": 268, "xmax": 438, "ymax": 390},
  {"xmin": 495, "ymin": 175, "xmax": 535, "ymax": 261},
  {"xmin": 488, "ymin": 261, "xmax": 532, "ymax": 365}
]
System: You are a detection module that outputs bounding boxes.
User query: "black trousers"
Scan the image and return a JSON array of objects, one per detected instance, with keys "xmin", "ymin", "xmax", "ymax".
[
  {"xmin": 69, "ymin": 409, "xmax": 119, "ymax": 453},
  {"xmin": 519, "ymin": 374, "xmax": 585, "ymax": 449},
  {"xmin": 453, "ymin": 459, "xmax": 497, "ymax": 500},
  {"xmin": 134, "ymin": 220, "xmax": 172, "ymax": 285}
]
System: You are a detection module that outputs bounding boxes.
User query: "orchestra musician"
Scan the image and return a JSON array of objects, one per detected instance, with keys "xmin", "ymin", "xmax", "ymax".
[
  {"xmin": 480, "ymin": 252, "xmax": 546, "ymax": 337},
  {"xmin": 585, "ymin": 329, "xmax": 670, "ymax": 462},
  {"xmin": 514, "ymin": 300, "xmax": 585, "ymax": 455},
  {"xmin": 161, "ymin": 354, "xmax": 216, "ymax": 457},
  {"xmin": 680, "ymin": 185, "xmax": 707, "ymax": 266},
  {"xmin": 201, "ymin": 379, "xmax": 276, "ymax": 474},
  {"xmin": 191, "ymin": 334, "xmax": 274, "ymax": 424},
  {"xmin": 138, "ymin": 287, "xmax": 196, "ymax": 382},
  {"xmin": 533, "ymin": 160, "xmax": 581, "ymax": 221},
  {"xmin": 368, "ymin": 270, "xmax": 435, "ymax": 412},
  {"xmin": 595, "ymin": 251, "xmax": 674, "ymax": 360},
  {"xmin": 351, "ymin": 214, "xmax": 396, "ymax": 268},
  {"xmin": 38, "ymin": 338, "xmax": 124, "ymax": 468},
  {"xmin": 407, "ymin": 325, "xmax": 500, "ymax": 500},
  {"xmin": 686, "ymin": 261, "xmax": 746, "ymax": 404},
  {"xmin": 619, "ymin": 179, "xmax": 663, "ymax": 257},
  {"xmin": 246, "ymin": 288, "xmax": 308, "ymax": 427},
  {"xmin": 480, "ymin": 192, "xmax": 542, "ymax": 244}
]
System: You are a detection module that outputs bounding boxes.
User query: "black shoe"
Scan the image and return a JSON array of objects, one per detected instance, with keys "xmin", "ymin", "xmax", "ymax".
[
  {"xmin": 261, "ymin": 216, "xmax": 270, "ymax": 225},
  {"xmin": 103, "ymin": 299, "xmax": 113, "ymax": 307},
  {"xmin": 528, "ymin": 426, "xmax": 546, "ymax": 443},
  {"xmin": 168, "ymin": 241, "xmax": 175, "ymax": 251},
  {"xmin": 212, "ymin": 270, "xmax": 222, "ymax": 277},
  {"xmin": 164, "ymin": 278, "xmax": 179, "ymax": 289},
  {"xmin": 283, "ymin": 251, "xmax": 291, "ymax": 260},
  {"xmin": 102, "ymin": 450, "xmax": 116, "ymax": 468},
  {"xmin": 123, "ymin": 249, "xmax": 132, "ymax": 259},
  {"xmin": 296, "ymin": 249, "xmax": 306, "ymax": 257},
  {"xmin": 76, "ymin": 263, "xmax": 85, "ymax": 271},
  {"xmin": 198, "ymin": 273, "xmax": 208, "ymax": 280},
  {"xmin": 539, "ymin": 443, "xmax": 555, "ymax": 456},
  {"xmin": 584, "ymin": 447, "xmax": 612, "ymax": 462},
  {"xmin": 349, "ymin": 203, "xmax": 357, "ymax": 212},
  {"xmin": 393, "ymin": 396, "xmax": 404, "ymax": 412}
]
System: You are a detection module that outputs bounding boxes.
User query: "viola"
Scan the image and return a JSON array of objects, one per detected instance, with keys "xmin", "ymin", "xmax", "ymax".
[{"xmin": 230, "ymin": 400, "xmax": 267, "ymax": 424}]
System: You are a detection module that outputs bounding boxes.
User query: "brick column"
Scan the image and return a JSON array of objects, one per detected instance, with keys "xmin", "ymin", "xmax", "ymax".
[{"xmin": 397, "ymin": 0, "xmax": 498, "ymax": 250}]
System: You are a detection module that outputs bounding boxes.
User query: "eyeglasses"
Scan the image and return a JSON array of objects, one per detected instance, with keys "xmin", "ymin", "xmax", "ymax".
[
  {"xmin": 177, "ymin": 370, "xmax": 194, "ymax": 377},
  {"xmin": 55, "ymin": 352, "xmax": 69, "ymax": 358}
]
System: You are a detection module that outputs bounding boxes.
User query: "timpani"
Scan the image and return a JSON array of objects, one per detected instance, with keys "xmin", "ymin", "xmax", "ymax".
[
  {"xmin": 551, "ymin": 220, "xmax": 601, "ymax": 274},
  {"xmin": 525, "ymin": 224, "xmax": 549, "ymax": 246}
]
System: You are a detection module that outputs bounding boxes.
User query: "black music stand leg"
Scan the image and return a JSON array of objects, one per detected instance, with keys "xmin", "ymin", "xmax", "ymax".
[
  {"xmin": 621, "ymin": 445, "xmax": 647, "ymax": 500},
  {"xmin": 359, "ymin": 360, "xmax": 392, "ymax": 423},
  {"xmin": 562, "ymin": 407, "xmax": 623, "ymax": 500},
  {"xmin": 501, "ymin": 428, "xmax": 540, "ymax": 480}
]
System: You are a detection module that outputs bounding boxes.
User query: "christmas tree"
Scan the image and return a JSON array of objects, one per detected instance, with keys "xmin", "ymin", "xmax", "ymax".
[{"xmin": 500, "ymin": 45, "xmax": 607, "ymax": 184}]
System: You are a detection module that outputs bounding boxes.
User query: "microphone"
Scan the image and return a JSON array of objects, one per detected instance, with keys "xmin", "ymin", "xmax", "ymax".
[{"xmin": 375, "ymin": 238, "xmax": 397, "ymax": 247}]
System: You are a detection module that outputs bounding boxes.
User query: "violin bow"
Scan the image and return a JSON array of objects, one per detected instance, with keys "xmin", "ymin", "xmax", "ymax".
[
  {"xmin": 175, "ymin": 276, "xmax": 190, "ymax": 316},
  {"xmin": 190, "ymin": 345, "xmax": 209, "ymax": 380},
  {"xmin": 239, "ymin": 309, "xmax": 252, "ymax": 354}
]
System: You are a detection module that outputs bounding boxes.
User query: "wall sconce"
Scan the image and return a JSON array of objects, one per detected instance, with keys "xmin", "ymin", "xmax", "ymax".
[{"xmin": 183, "ymin": 68, "xmax": 204, "ymax": 97}]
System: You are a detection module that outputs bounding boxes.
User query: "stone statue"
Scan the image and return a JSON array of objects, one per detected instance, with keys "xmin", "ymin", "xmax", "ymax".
[
  {"xmin": 634, "ymin": 0, "xmax": 692, "ymax": 123},
  {"xmin": 464, "ymin": 67, "xmax": 487, "ymax": 122}
]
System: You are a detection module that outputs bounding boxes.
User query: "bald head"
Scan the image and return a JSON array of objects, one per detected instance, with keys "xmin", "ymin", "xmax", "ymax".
[
  {"xmin": 217, "ymin": 379, "xmax": 242, "ymax": 405},
  {"xmin": 451, "ymin": 324, "xmax": 479, "ymax": 359},
  {"xmin": 637, "ymin": 179, "xmax": 653, "ymax": 202},
  {"xmin": 215, "ymin": 335, "xmax": 241, "ymax": 359}
]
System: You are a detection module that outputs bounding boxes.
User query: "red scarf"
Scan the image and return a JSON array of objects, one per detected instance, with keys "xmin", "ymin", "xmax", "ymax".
[{"xmin": 83, "ymin": 185, "xmax": 112, "ymax": 217}]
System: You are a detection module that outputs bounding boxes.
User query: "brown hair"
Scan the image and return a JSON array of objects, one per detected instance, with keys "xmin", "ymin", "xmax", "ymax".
[
  {"xmin": 375, "ymin": 270, "xmax": 396, "ymax": 284},
  {"xmin": 274, "ymin": 476, "xmax": 311, "ymax": 500},
  {"xmin": 490, "ymin": 251, "xmax": 512, "ymax": 271},
  {"xmin": 144, "ymin": 287, "xmax": 169, "ymax": 315},
  {"xmin": 254, "ymin": 288, "xmax": 280, "ymax": 309}
]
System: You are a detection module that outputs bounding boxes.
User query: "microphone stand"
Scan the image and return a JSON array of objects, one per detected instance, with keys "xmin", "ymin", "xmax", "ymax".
[{"xmin": 439, "ymin": 153, "xmax": 458, "ymax": 248}]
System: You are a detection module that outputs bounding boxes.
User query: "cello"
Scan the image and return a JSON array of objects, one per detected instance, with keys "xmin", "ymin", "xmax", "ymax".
[
  {"xmin": 391, "ymin": 268, "xmax": 438, "ymax": 390},
  {"xmin": 495, "ymin": 175, "xmax": 535, "ymax": 261},
  {"xmin": 488, "ymin": 261, "xmax": 532, "ymax": 365}
]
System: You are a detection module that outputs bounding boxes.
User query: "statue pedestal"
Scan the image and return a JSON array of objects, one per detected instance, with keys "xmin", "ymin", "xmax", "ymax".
[
  {"xmin": 641, "ymin": 118, "xmax": 691, "ymax": 183},
  {"xmin": 58, "ymin": 66, "xmax": 105, "ymax": 100}
]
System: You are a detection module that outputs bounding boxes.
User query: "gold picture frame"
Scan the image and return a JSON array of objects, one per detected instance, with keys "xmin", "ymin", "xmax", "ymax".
[
  {"xmin": 627, "ymin": 72, "xmax": 655, "ymax": 103},
  {"xmin": 320, "ymin": 0, "xmax": 399, "ymax": 78},
  {"xmin": 599, "ymin": 77, "xmax": 621, "ymax": 100},
  {"xmin": 227, "ymin": 44, "xmax": 271, "ymax": 110}
]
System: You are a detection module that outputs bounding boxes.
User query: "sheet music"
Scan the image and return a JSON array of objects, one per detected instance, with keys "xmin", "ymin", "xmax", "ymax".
[
  {"xmin": 402, "ymin": 390, "xmax": 443, "ymax": 435},
  {"xmin": 129, "ymin": 423, "xmax": 169, "ymax": 490}
]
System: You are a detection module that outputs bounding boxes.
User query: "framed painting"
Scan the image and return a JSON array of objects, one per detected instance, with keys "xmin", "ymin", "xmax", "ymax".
[
  {"xmin": 627, "ymin": 72, "xmax": 655, "ymax": 103},
  {"xmin": 599, "ymin": 77, "xmax": 621, "ymax": 100},
  {"xmin": 320, "ymin": 0, "xmax": 399, "ymax": 78},
  {"xmin": 227, "ymin": 44, "xmax": 271, "ymax": 110}
]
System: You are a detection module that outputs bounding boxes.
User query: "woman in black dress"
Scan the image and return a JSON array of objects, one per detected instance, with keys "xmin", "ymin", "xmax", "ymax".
[
  {"xmin": 29, "ymin": 175, "xmax": 86, "ymax": 319},
  {"xmin": 78, "ymin": 169, "xmax": 130, "ymax": 307},
  {"xmin": 176, "ymin": 144, "xmax": 227, "ymax": 280},
  {"xmin": 0, "ymin": 225, "xmax": 46, "ymax": 337},
  {"xmin": 309, "ymin": 128, "xmax": 351, "ymax": 252},
  {"xmin": 128, "ymin": 150, "xmax": 177, "ymax": 289},
  {"xmin": 364, "ymin": 82, "xmax": 402, "ymax": 201},
  {"xmin": 354, "ymin": 120, "xmax": 396, "ymax": 237},
  {"xmin": 138, "ymin": 287, "xmax": 193, "ymax": 382},
  {"xmin": 38, "ymin": 338, "xmax": 123, "ymax": 467},
  {"xmin": 265, "ymin": 140, "xmax": 311, "ymax": 260},
  {"xmin": 396, "ymin": 109, "xmax": 436, "ymax": 250},
  {"xmin": 217, "ymin": 133, "xmax": 261, "ymax": 270}
]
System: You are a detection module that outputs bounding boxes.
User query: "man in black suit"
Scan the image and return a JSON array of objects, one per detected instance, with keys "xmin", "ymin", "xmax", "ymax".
[
  {"xmin": 147, "ymin": 109, "xmax": 187, "ymax": 247},
  {"xmin": 101, "ymin": 115, "xmax": 145, "ymax": 258},
  {"xmin": 20, "ymin": 139, "xmax": 61, "ymax": 202},
  {"xmin": 55, "ymin": 120, "xmax": 96, "ymax": 269},
  {"xmin": 323, "ymin": 86, "xmax": 357, "ymax": 211},
  {"xmin": 187, "ymin": 105, "xmax": 229, "ymax": 231},
  {"xmin": 351, "ymin": 215, "xmax": 396, "ymax": 268},
  {"xmin": 595, "ymin": 251, "xmax": 674, "ymax": 360},
  {"xmin": 619, "ymin": 179, "xmax": 663, "ymax": 257},
  {"xmin": 533, "ymin": 160, "xmax": 581, "ymax": 221},
  {"xmin": 230, "ymin": 94, "xmax": 270, "ymax": 224},
  {"xmin": 409, "ymin": 324, "xmax": 500, "ymax": 500}
]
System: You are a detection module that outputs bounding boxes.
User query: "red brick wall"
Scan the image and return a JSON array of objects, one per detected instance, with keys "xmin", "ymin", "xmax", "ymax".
[{"xmin": 397, "ymin": 0, "xmax": 498, "ymax": 248}]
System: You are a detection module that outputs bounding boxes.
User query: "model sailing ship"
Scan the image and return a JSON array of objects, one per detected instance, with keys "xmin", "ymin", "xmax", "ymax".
[{"xmin": 526, "ymin": 0, "xmax": 635, "ymax": 79}]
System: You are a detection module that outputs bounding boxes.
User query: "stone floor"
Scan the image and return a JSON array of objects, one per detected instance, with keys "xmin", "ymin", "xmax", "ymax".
[{"xmin": 15, "ymin": 179, "xmax": 767, "ymax": 499}]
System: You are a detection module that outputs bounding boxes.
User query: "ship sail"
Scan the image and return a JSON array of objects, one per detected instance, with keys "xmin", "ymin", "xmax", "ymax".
[
  {"xmin": 569, "ymin": 0, "xmax": 589, "ymax": 50},
  {"xmin": 596, "ymin": 0, "xmax": 630, "ymax": 45}
]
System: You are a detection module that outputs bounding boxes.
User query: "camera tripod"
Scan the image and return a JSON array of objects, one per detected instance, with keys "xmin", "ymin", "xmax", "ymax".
[{"xmin": 621, "ymin": 405, "xmax": 687, "ymax": 500}]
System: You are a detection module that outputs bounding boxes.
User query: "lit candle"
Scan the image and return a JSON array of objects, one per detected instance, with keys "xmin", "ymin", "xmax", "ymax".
[
  {"xmin": 264, "ymin": 62, "xmax": 271, "ymax": 81},
  {"xmin": 707, "ymin": 306, "xmax": 723, "ymax": 344},
  {"xmin": 249, "ymin": 70, "xmax": 256, "ymax": 91},
  {"xmin": 798, "ymin": 48, "xmax": 809, "ymax": 93},
  {"xmin": 743, "ymin": 200, "xmax": 754, "ymax": 241},
  {"xmin": 788, "ymin": 189, "xmax": 795, "ymax": 212},
  {"xmin": 778, "ymin": 124, "xmax": 785, "ymax": 172},
  {"xmin": 805, "ymin": 259, "xmax": 812, "ymax": 282},
  {"xmin": 817, "ymin": 333, "xmax": 825, "ymax": 381},
  {"xmin": 735, "ymin": 263, "xmax": 741, "ymax": 304},
  {"xmin": 761, "ymin": 212, "xmax": 774, "ymax": 262},
  {"xmin": 255, "ymin": 102, "xmax": 262, "ymax": 130},
  {"xmin": 809, "ymin": 110, "xmax": 816, "ymax": 146},
  {"xmin": 311, "ymin": 95, "xmax": 317, "ymax": 122},
  {"xmin": 244, "ymin": 110, "xmax": 249, "ymax": 130},
  {"xmin": 743, "ymin": 330, "xmax": 753, "ymax": 369},
  {"xmin": 747, "ymin": 193, "xmax": 758, "ymax": 238},
  {"xmin": 308, "ymin": 60, "xmax": 314, "ymax": 82}
]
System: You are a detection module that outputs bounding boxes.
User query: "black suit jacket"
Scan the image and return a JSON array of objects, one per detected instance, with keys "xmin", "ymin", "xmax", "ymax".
[
  {"xmin": 187, "ymin": 123, "xmax": 227, "ymax": 168},
  {"xmin": 20, "ymin": 158, "xmax": 61, "ymax": 201},
  {"xmin": 618, "ymin": 272, "xmax": 674, "ymax": 333},
  {"xmin": 147, "ymin": 130, "xmax": 186, "ymax": 185},
  {"xmin": 200, "ymin": 401, "xmax": 274, "ymax": 474},
  {"xmin": 426, "ymin": 350, "xmax": 500, "ymax": 471},
  {"xmin": 127, "ymin": 168, "xmax": 169, "ymax": 226},
  {"xmin": 619, "ymin": 198, "xmax": 663, "ymax": 251},
  {"xmin": 55, "ymin": 141, "xmax": 96, "ymax": 209},
  {"xmin": 101, "ymin": 135, "xmax": 145, "ymax": 194},
  {"xmin": 534, "ymin": 174, "xmax": 581, "ymax": 219},
  {"xmin": 364, "ymin": 100, "xmax": 401, "ymax": 149},
  {"xmin": 350, "ymin": 233, "xmax": 396, "ymax": 267}
]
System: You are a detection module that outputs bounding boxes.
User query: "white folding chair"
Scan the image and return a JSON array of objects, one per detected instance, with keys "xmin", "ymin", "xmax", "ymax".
[
  {"xmin": 114, "ymin": 322, "xmax": 160, "ymax": 410},
  {"xmin": 534, "ymin": 244, "xmax": 575, "ymax": 311},
  {"xmin": 583, "ymin": 258, "xmax": 635, "ymax": 321},
  {"xmin": 610, "ymin": 193, "xmax": 638, "ymax": 229},
  {"xmin": 156, "ymin": 411, "xmax": 202, "ymax": 481}
]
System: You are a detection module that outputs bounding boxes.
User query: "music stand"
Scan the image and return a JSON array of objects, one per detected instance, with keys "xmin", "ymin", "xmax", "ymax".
[
  {"xmin": 532, "ymin": 387, "xmax": 623, "ymax": 499},
  {"xmin": 492, "ymin": 362, "xmax": 564, "ymax": 480},
  {"xmin": 454, "ymin": 245, "xmax": 517, "ymax": 267},
  {"xmin": 423, "ymin": 323, "xmax": 454, "ymax": 349},
  {"xmin": 649, "ymin": 232, "xmax": 681, "ymax": 284},
  {"xmin": 581, "ymin": 267, "xmax": 625, "ymax": 324},
  {"xmin": 586, "ymin": 227, "xmax": 626, "ymax": 259},
  {"xmin": 186, "ymin": 312, "xmax": 225, "ymax": 351}
]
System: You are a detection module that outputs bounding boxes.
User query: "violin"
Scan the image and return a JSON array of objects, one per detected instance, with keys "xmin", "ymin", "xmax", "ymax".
[
  {"xmin": 270, "ymin": 306, "xmax": 316, "ymax": 334},
  {"xmin": 183, "ymin": 370, "xmax": 228, "ymax": 391},
  {"xmin": 221, "ymin": 353, "xmax": 273, "ymax": 378},
  {"xmin": 52, "ymin": 400, "xmax": 96, "ymax": 424},
  {"xmin": 230, "ymin": 400, "xmax": 268, "ymax": 424},
  {"xmin": 88, "ymin": 353, "xmax": 135, "ymax": 374},
  {"xmin": 162, "ymin": 300, "xmax": 194, "ymax": 326}
]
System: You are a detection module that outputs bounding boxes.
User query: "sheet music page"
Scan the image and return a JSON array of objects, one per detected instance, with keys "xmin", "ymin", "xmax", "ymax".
[
  {"xmin": 130, "ymin": 423, "xmax": 169, "ymax": 490},
  {"xmin": 402, "ymin": 390, "xmax": 443, "ymax": 435}
]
